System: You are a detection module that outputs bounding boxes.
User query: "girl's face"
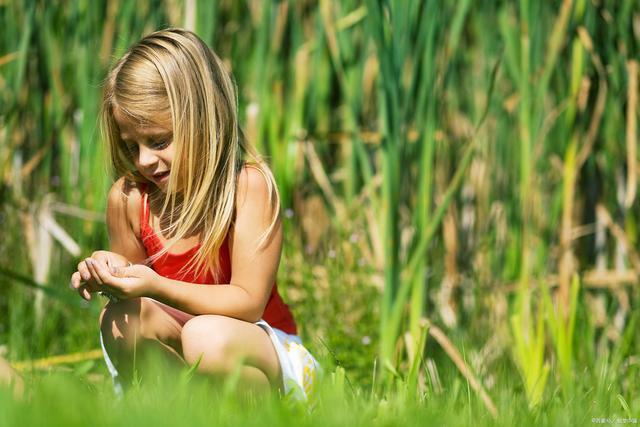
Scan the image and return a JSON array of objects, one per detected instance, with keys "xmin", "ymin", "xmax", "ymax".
[{"xmin": 114, "ymin": 108, "xmax": 175, "ymax": 191}]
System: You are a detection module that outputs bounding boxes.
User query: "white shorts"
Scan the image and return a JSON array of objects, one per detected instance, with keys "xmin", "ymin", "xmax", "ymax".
[{"xmin": 255, "ymin": 319, "xmax": 321, "ymax": 401}]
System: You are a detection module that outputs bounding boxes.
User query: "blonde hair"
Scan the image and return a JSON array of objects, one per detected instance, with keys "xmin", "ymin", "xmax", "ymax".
[{"xmin": 101, "ymin": 28, "xmax": 280, "ymax": 280}]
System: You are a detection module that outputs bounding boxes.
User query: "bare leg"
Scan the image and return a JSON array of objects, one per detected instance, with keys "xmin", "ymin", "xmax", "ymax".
[
  {"xmin": 101, "ymin": 302, "xmax": 282, "ymax": 394},
  {"xmin": 100, "ymin": 297, "xmax": 186, "ymax": 384},
  {"xmin": 180, "ymin": 315, "xmax": 282, "ymax": 392}
]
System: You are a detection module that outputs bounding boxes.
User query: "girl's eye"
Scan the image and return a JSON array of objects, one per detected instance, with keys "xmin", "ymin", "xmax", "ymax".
[
  {"xmin": 151, "ymin": 137, "xmax": 172, "ymax": 150},
  {"xmin": 125, "ymin": 143, "xmax": 138, "ymax": 155}
]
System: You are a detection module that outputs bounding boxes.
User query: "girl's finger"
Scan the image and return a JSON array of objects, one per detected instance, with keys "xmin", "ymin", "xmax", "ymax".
[
  {"xmin": 76, "ymin": 261, "xmax": 91, "ymax": 282},
  {"xmin": 71, "ymin": 271, "xmax": 95, "ymax": 291},
  {"xmin": 91, "ymin": 259, "xmax": 115, "ymax": 285},
  {"xmin": 85, "ymin": 258, "xmax": 103, "ymax": 285},
  {"xmin": 96, "ymin": 273, "xmax": 132, "ymax": 299},
  {"xmin": 77, "ymin": 284, "xmax": 92, "ymax": 301},
  {"xmin": 70, "ymin": 271, "xmax": 81, "ymax": 290}
]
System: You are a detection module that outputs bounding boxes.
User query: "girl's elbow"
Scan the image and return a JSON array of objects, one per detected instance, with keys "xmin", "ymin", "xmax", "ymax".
[
  {"xmin": 244, "ymin": 306, "xmax": 265, "ymax": 323},
  {"xmin": 233, "ymin": 286, "xmax": 267, "ymax": 323},
  {"xmin": 243, "ymin": 299, "xmax": 267, "ymax": 323}
]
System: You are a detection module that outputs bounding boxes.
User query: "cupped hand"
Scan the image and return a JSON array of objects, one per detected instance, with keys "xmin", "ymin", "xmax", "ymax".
[
  {"xmin": 84, "ymin": 259, "xmax": 159, "ymax": 300},
  {"xmin": 70, "ymin": 251, "xmax": 130, "ymax": 301}
]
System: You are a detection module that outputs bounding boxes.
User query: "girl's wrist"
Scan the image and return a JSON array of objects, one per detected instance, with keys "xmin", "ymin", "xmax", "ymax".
[{"xmin": 145, "ymin": 271, "xmax": 163, "ymax": 299}]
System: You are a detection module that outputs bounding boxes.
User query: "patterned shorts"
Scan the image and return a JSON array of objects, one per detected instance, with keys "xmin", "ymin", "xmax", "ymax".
[{"xmin": 255, "ymin": 319, "xmax": 321, "ymax": 401}]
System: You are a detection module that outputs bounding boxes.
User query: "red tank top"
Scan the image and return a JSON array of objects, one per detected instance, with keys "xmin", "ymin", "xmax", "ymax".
[{"xmin": 138, "ymin": 185, "xmax": 297, "ymax": 334}]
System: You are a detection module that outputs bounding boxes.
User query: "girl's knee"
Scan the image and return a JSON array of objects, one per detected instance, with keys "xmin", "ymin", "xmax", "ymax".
[
  {"xmin": 181, "ymin": 315, "xmax": 235, "ymax": 370},
  {"xmin": 100, "ymin": 298, "xmax": 158, "ymax": 346}
]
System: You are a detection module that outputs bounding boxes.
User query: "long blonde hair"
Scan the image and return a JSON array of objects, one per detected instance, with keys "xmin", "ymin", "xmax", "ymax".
[{"xmin": 101, "ymin": 28, "xmax": 280, "ymax": 280}]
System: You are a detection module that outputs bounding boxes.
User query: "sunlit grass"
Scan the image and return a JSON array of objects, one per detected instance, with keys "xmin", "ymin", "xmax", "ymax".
[{"xmin": 1, "ymin": 355, "xmax": 637, "ymax": 427}]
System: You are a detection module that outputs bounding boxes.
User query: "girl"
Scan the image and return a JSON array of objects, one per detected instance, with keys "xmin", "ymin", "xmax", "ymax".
[{"xmin": 69, "ymin": 28, "xmax": 318, "ymax": 400}]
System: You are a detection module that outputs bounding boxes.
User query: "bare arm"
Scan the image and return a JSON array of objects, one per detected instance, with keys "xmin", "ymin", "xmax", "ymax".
[
  {"xmin": 70, "ymin": 178, "xmax": 147, "ymax": 299},
  {"xmin": 105, "ymin": 177, "xmax": 148, "ymax": 264},
  {"xmin": 90, "ymin": 168, "xmax": 282, "ymax": 322},
  {"xmin": 148, "ymin": 167, "xmax": 282, "ymax": 321}
]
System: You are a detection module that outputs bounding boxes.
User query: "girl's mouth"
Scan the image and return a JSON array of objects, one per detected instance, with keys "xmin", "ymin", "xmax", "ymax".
[{"xmin": 152, "ymin": 171, "xmax": 170, "ymax": 182}]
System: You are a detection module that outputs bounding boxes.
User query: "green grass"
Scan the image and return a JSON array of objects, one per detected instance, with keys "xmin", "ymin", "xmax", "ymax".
[{"xmin": 1, "ymin": 355, "xmax": 637, "ymax": 427}]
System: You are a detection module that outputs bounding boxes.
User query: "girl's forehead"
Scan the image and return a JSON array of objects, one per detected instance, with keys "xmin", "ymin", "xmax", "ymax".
[{"xmin": 113, "ymin": 107, "xmax": 171, "ymax": 140}]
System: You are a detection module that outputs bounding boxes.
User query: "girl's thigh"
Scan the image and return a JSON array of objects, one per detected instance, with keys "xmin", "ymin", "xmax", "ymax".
[
  {"xmin": 100, "ymin": 297, "xmax": 186, "ymax": 354},
  {"xmin": 180, "ymin": 315, "xmax": 281, "ymax": 383},
  {"xmin": 151, "ymin": 299, "xmax": 194, "ymax": 326}
]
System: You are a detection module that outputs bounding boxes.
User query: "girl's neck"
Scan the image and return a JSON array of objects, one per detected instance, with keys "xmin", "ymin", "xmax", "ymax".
[{"xmin": 147, "ymin": 185, "xmax": 201, "ymax": 239}]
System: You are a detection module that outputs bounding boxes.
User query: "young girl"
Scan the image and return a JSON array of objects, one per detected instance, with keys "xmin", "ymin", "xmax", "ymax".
[{"xmin": 69, "ymin": 28, "xmax": 318, "ymax": 400}]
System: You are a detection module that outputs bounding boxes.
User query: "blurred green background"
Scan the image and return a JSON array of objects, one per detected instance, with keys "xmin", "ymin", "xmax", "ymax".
[{"xmin": 1, "ymin": 0, "xmax": 639, "ymax": 422}]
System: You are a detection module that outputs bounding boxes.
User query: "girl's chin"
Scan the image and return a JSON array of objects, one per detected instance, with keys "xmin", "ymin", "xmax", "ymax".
[
  {"xmin": 150, "ymin": 179, "xmax": 182, "ymax": 194},
  {"xmin": 144, "ymin": 177, "xmax": 167, "ymax": 192}
]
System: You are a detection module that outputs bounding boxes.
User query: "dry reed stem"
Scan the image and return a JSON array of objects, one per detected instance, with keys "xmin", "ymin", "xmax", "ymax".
[
  {"xmin": 582, "ymin": 270, "xmax": 637, "ymax": 288},
  {"xmin": 596, "ymin": 204, "xmax": 640, "ymax": 272},
  {"xmin": 20, "ymin": 139, "xmax": 54, "ymax": 178},
  {"xmin": 164, "ymin": 0, "xmax": 182, "ymax": 27},
  {"xmin": 184, "ymin": 0, "xmax": 196, "ymax": 31},
  {"xmin": 41, "ymin": 210, "xmax": 81, "ymax": 257},
  {"xmin": 0, "ymin": 356, "xmax": 23, "ymax": 397},
  {"xmin": 364, "ymin": 205, "xmax": 384, "ymax": 271},
  {"xmin": 98, "ymin": 0, "xmax": 119, "ymax": 67},
  {"xmin": 625, "ymin": 60, "xmax": 638, "ymax": 208},
  {"xmin": 438, "ymin": 209, "xmax": 459, "ymax": 327},
  {"xmin": 11, "ymin": 349, "xmax": 104, "ymax": 371},
  {"xmin": 502, "ymin": 270, "xmax": 636, "ymax": 293},
  {"xmin": 428, "ymin": 324, "xmax": 498, "ymax": 418},
  {"xmin": 319, "ymin": 0, "xmax": 346, "ymax": 87},
  {"xmin": 34, "ymin": 202, "xmax": 53, "ymax": 326},
  {"xmin": 271, "ymin": 2, "xmax": 289, "ymax": 53},
  {"xmin": 335, "ymin": 6, "xmax": 367, "ymax": 31},
  {"xmin": 300, "ymin": 129, "xmax": 420, "ymax": 146},
  {"xmin": 50, "ymin": 202, "xmax": 106, "ymax": 222},
  {"xmin": 424, "ymin": 358, "xmax": 443, "ymax": 394},
  {"xmin": 300, "ymin": 195, "xmax": 329, "ymax": 254},
  {"xmin": 0, "ymin": 51, "xmax": 19, "ymax": 67},
  {"xmin": 571, "ymin": 222, "xmax": 596, "ymax": 240},
  {"xmin": 342, "ymin": 173, "xmax": 383, "ymax": 267},
  {"xmin": 576, "ymin": 27, "xmax": 608, "ymax": 169},
  {"xmin": 541, "ymin": 0, "xmax": 573, "ymax": 89},
  {"xmin": 303, "ymin": 140, "xmax": 346, "ymax": 219}
]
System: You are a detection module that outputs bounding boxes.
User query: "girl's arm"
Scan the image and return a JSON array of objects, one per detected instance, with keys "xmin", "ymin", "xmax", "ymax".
[
  {"xmin": 151, "ymin": 167, "xmax": 282, "ymax": 321},
  {"xmin": 71, "ymin": 178, "xmax": 148, "ymax": 299},
  {"xmin": 92, "ymin": 168, "xmax": 282, "ymax": 322},
  {"xmin": 105, "ymin": 177, "xmax": 149, "ymax": 264}
]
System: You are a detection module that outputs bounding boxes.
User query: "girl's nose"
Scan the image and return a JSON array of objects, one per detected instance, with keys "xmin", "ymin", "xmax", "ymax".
[{"xmin": 137, "ymin": 145, "xmax": 158, "ymax": 167}]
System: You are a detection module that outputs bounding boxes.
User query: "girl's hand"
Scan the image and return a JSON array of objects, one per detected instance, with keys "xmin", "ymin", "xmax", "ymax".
[
  {"xmin": 70, "ymin": 251, "xmax": 130, "ymax": 301},
  {"xmin": 85, "ymin": 259, "xmax": 159, "ymax": 300}
]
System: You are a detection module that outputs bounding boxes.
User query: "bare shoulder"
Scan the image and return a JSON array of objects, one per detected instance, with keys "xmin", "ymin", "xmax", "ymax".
[
  {"xmin": 236, "ymin": 165, "xmax": 272, "ymax": 203},
  {"xmin": 107, "ymin": 177, "xmax": 144, "ymax": 237},
  {"xmin": 235, "ymin": 164, "xmax": 280, "ymax": 225}
]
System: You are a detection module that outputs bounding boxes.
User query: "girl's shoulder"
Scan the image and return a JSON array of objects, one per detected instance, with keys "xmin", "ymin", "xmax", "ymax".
[
  {"xmin": 107, "ymin": 177, "xmax": 145, "ymax": 238},
  {"xmin": 235, "ymin": 164, "xmax": 279, "ymax": 217},
  {"xmin": 236, "ymin": 163, "xmax": 274, "ymax": 199}
]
